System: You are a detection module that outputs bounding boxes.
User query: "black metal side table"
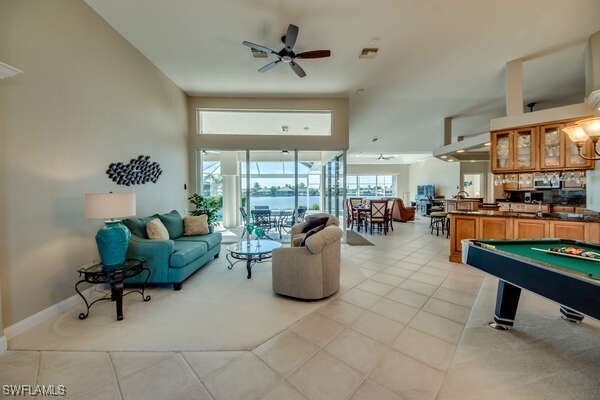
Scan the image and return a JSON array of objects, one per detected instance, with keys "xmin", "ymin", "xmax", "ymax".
[{"xmin": 75, "ymin": 258, "xmax": 151, "ymax": 321}]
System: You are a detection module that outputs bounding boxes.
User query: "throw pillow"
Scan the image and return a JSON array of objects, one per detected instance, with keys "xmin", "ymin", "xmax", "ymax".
[
  {"xmin": 157, "ymin": 210, "xmax": 184, "ymax": 239},
  {"xmin": 184, "ymin": 215, "xmax": 209, "ymax": 236},
  {"xmin": 146, "ymin": 218, "xmax": 169, "ymax": 240},
  {"xmin": 123, "ymin": 216, "xmax": 153, "ymax": 238},
  {"xmin": 301, "ymin": 224, "xmax": 325, "ymax": 246},
  {"xmin": 301, "ymin": 216, "xmax": 329, "ymax": 233}
]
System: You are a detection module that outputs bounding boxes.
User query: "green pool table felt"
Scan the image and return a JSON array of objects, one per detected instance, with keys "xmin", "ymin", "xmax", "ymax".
[{"xmin": 480, "ymin": 241, "xmax": 600, "ymax": 279}]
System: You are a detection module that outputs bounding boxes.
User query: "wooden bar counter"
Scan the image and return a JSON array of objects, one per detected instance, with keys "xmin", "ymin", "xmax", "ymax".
[{"xmin": 448, "ymin": 210, "xmax": 600, "ymax": 263}]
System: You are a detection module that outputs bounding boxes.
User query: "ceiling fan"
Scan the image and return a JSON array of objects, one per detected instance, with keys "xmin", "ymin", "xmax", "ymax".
[
  {"xmin": 377, "ymin": 153, "xmax": 393, "ymax": 160},
  {"xmin": 242, "ymin": 24, "xmax": 331, "ymax": 78}
]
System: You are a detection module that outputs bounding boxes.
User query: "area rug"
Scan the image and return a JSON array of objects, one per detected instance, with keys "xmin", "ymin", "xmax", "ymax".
[
  {"xmin": 7, "ymin": 257, "xmax": 329, "ymax": 352},
  {"xmin": 345, "ymin": 230, "xmax": 375, "ymax": 246}
]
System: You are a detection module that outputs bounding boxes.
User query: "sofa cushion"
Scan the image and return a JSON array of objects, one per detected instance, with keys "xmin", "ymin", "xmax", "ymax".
[
  {"xmin": 184, "ymin": 215, "xmax": 209, "ymax": 236},
  {"xmin": 158, "ymin": 210, "xmax": 184, "ymax": 239},
  {"xmin": 146, "ymin": 218, "xmax": 170, "ymax": 240},
  {"xmin": 170, "ymin": 240, "xmax": 208, "ymax": 268},
  {"xmin": 301, "ymin": 216, "xmax": 329, "ymax": 233},
  {"xmin": 177, "ymin": 232, "xmax": 222, "ymax": 249},
  {"xmin": 123, "ymin": 216, "xmax": 153, "ymax": 238},
  {"xmin": 291, "ymin": 233, "xmax": 306, "ymax": 247}
]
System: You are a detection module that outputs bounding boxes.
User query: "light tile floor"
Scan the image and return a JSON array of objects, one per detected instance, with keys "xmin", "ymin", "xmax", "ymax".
[{"xmin": 1, "ymin": 218, "xmax": 599, "ymax": 399}]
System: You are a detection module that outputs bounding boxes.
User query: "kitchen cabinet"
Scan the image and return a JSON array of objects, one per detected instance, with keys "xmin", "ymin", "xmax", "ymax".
[
  {"xmin": 539, "ymin": 123, "xmax": 565, "ymax": 170},
  {"xmin": 490, "ymin": 118, "xmax": 595, "ymax": 173},
  {"xmin": 448, "ymin": 212, "xmax": 600, "ymax": 262},
  {"xmin": 514, "ymin": 219, "xmax": 549, "ymax": 239},
  {"xmin": 565, "ymin": 136, "xmax": 595, "ymax": 169},
  {"xmin": 491, "ymin": 131, "xmax": 514, "ymax": 172},
  {"xmin": 549, "ymin": 221, "xmax": 585, "ymax": 240}
]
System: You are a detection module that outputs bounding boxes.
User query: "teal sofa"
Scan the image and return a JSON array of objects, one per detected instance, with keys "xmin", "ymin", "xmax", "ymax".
[{"xmin": 123, "ymin": 210, "xmax": 221, "ymax": 290}]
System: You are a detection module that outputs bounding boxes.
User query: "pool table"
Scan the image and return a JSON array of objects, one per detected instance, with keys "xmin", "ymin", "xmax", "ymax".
[{"xmin": 462, "ymin": 238, "xmax": 600, "ymax": 330}]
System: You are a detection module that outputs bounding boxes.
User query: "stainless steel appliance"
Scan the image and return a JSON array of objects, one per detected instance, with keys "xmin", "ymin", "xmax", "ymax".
[{"xmin": 533, "ymin": 173, "xmax": 559, "ymax": 189}]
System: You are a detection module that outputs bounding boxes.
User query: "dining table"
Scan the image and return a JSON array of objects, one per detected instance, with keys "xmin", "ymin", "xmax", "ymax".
[{"xmin": 352, "ymin": 204, "xmax": 371, "ymax": 232}]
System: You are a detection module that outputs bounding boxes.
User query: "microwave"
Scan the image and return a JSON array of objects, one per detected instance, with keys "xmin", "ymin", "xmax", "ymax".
[{"xmin": 533, "ymin": 174, "xmax": 559, "ymax": 189}]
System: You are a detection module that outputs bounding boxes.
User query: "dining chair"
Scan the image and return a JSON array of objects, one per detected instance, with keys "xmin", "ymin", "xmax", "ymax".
[
  {"xmin": 368, "ymin": 200, "xmax": 388, "ymax": 234},
  {"xmin": 385, "ymin": 199, "xmax": 395, "ymax": 233},
  {"xmin": 349, "ymin": 198, "xmax": 363, "ymax": 208},
  {"xmin": 344, "ymin": 199, "xmax": 356, "ymax": 230}
]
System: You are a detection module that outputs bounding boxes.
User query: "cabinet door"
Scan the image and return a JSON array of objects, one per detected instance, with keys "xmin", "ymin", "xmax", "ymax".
[
  {"xmin": 478, "ymin": 217, "xmax": 511, "ymax": 239},
  {"xmin": 491, "ymin": 131, "xmax": 513, "ymax": 172},
  {"xmin": 449, "ymin": 215, "xmax": 477, "ymax": 263},
  {"xmin": 549, "ymin": 221, "xmax": 585, "ymax": 240},
  {"xmin": 564, "ymin": 136, "xmax": 595, "ymax": 169},
  {"xmin": 514, "ymin": 219, "xmax": 548, "ymax": 239},
  {"xmin": 513, "ymin": 128, "xmax": 537, "ymax": 171},
  {"xmin": 539, "ymin": 124, "xmax": 565, "ymax": 170}
]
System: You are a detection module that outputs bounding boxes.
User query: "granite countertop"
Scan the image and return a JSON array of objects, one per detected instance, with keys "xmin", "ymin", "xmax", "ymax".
[{"xmin": 448, "ymin": 210, "xmax": 600, "ymax": 222}]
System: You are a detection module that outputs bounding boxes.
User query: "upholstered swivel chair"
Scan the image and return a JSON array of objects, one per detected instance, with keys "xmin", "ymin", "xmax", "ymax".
[
  {"xmin": 272, "ymin": 214, "xmax": 342, "ymax": 300},
  {"xmin": 391, "ymin": 198, "xmax": 416, "ymax": 222}
]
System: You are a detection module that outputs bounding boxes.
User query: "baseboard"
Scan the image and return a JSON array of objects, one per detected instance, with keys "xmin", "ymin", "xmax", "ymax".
[
  {"xmin": 4, "ymin": 286, "xmax": 96, "ymax": 341},
  {"xmin": 0, "ymin": 335, "xmax": 7, "ymax": 352}
]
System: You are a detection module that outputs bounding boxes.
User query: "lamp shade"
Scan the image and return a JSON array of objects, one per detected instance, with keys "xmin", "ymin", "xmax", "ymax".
[
  {"xmin": 85, "ymin": 193, "xmax": 136, "ymax": 220},
  {"xmin": 578, "ymin": 117, "xmax": 600, "ymax": 139},
  {"xmin": 562, "ymin": 125, "xmax": 588, "ymax": 144}
]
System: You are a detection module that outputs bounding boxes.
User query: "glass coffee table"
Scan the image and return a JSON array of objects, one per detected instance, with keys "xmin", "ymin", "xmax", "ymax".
[{"xmin": 226, "ymin": 239, "xmax": 282, "ymax": 279}]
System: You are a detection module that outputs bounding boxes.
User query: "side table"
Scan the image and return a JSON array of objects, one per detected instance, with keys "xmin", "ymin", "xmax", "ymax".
[{"xmin": 75, "ymin": 258, "xmax": 151, "ymax": 321}]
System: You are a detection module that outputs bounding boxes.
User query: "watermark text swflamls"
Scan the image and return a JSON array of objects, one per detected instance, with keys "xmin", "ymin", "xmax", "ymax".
[{"xmin": 3, "ymin": 385, "xmax": 66, "ymax": 397}]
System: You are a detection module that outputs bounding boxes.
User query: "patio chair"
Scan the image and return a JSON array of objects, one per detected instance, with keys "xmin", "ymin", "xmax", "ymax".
[
  {"xmin": 240, "ymin": 207, "xmax": 249, "ymax": 238},
  {"xmin": 251, "ymin": 208, "xmax": 273, "ymax": 235}
]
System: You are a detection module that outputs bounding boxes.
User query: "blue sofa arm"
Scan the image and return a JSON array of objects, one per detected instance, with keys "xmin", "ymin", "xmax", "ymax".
[{"xmin": 127, "ymin": 235, "xmax": 174, "ymax": 283}]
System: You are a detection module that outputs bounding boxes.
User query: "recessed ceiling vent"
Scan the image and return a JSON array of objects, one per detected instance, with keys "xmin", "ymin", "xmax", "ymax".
[{"xmin": 359, "ymin": 48, "xmax": 379, "ymax": 59}]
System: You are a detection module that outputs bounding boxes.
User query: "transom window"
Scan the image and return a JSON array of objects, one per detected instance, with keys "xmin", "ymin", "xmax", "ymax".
[{"xmin": 197, "ymin": 109, "xmax": 332, "ymax": 136}]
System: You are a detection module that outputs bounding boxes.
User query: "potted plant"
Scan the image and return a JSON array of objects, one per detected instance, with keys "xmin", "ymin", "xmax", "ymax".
[{"xmin": 188, "ymin": 193, "xmax": 221, "ymax": 231}]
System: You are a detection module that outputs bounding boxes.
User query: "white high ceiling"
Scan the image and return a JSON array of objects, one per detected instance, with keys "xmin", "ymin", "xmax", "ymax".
[{"xmin": 85, "ymin": 0, "xmax": 600, "ymax": 157}]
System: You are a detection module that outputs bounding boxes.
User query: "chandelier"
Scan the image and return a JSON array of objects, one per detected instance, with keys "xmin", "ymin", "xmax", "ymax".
[{"xmin": 562, "ymin": 117, "xmax": 600, "ymax": 160}]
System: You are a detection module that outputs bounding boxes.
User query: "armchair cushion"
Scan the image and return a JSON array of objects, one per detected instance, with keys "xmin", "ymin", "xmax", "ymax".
[
  {"xmin": 305, "ymin": 225, "xmax": 343, "ymax": 254},
  {"xmin": 301, "ymin": 224, "xmax": 325, "ymax": 246},
  {"xmin": 301, "ymin": 216, "xmax": 329, "ymax": 233},
  {"xmin": 158, "ymin": 210, "xmax": 184, "ymax": 239},
  {"xmin": 177, "ymin": 232, "xmax": 222, "ymax": 249}
]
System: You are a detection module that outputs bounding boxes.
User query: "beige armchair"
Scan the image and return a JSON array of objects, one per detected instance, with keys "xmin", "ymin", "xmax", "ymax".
[{"xmin": 272, "ymin": 214, "xmax": 342, "ymax": 299}]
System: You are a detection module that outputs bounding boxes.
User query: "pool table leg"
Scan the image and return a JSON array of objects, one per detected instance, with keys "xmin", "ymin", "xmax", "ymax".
[
  {"xmin": 489, "ymin": 280, "xmax": 521, "ymax": 331},
  {"xmin": 560, "ymin": 306, "xmax": 584, "ymax": 323}
]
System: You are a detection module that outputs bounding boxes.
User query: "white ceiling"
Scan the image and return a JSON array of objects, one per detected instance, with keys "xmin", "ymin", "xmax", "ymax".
[{"xmin": 85, "ymin": 0, "xmax": 600, "ymax": 159}]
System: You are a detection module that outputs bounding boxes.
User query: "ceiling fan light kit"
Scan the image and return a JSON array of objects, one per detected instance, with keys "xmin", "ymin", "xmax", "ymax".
[{"xmin": 242, "ymin": 24, "xmax": 331, "ymax": 78}]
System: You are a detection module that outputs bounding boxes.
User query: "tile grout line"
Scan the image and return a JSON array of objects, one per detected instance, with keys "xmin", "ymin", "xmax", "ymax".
[
  {"xmin": 177, "ymin": 352, "xmax": 216, "ymax": 400},
  {"xmin": 33, "ymin": 351, "xmax": 42, "ymax": 387},
  {"xmin": 107, "ymin": 352, "xmax": 125, "ymax": 400}
]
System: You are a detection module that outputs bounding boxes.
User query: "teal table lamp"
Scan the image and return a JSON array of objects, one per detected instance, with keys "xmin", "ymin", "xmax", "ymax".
[{"xmin": 85, "ymin": 193, "xmax": 136, "ymax": 266}]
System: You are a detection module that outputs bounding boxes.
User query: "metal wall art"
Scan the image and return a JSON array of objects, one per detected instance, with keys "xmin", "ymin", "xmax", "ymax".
[{"xmin": 106, "ymin": 155, "xmax": 162, "ymax": 186}]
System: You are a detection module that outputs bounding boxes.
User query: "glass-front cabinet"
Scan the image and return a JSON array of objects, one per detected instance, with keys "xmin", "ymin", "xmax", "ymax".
[
  {"xmin": 491, "ymin": 131, "xmax": 513, "ymax": 172},
  {"xmin": 539, "ymin": 124, "xmax": 565, "ymax": 170},
  {"xmin": 514, "ymin": 128, "xmax": 537, "ymax": 171},
  {"xmin": 565, "ymin": 136, "xmax": 595, "ymax": 169}
]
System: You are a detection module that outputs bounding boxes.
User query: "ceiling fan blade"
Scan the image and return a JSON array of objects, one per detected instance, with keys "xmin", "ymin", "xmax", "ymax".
[
  {"xmin": 289, "ymin": 61, "xmax": 306, "ymax": 78},
  {"xmin": 242, "ymin": 41, "xmax": 276, "ymax": 55},
  {"xmin": 296, "ymin": 50, "xmax": 331, "ymax": 59},
  {"xmin": 284, "ymin": 24, "xmax": 299, "ymax": 49},
  {"xmin": 258, "ymin": 60, "xmax": 281, "ymax": 73}
]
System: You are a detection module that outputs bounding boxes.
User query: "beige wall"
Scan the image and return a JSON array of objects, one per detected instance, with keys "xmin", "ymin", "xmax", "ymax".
[
  {"xmin": 408, "ymin": 158, "xmax": 460, "ymax": 200},
  {"xmin": 0, "ymin": 0, "xmax": 189, "ymax": 326}
]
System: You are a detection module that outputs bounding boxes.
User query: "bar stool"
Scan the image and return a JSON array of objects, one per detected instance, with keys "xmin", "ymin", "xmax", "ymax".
[{"xmin": 430, "ymin": 211, "xmax": 448, "ymax": 236}]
